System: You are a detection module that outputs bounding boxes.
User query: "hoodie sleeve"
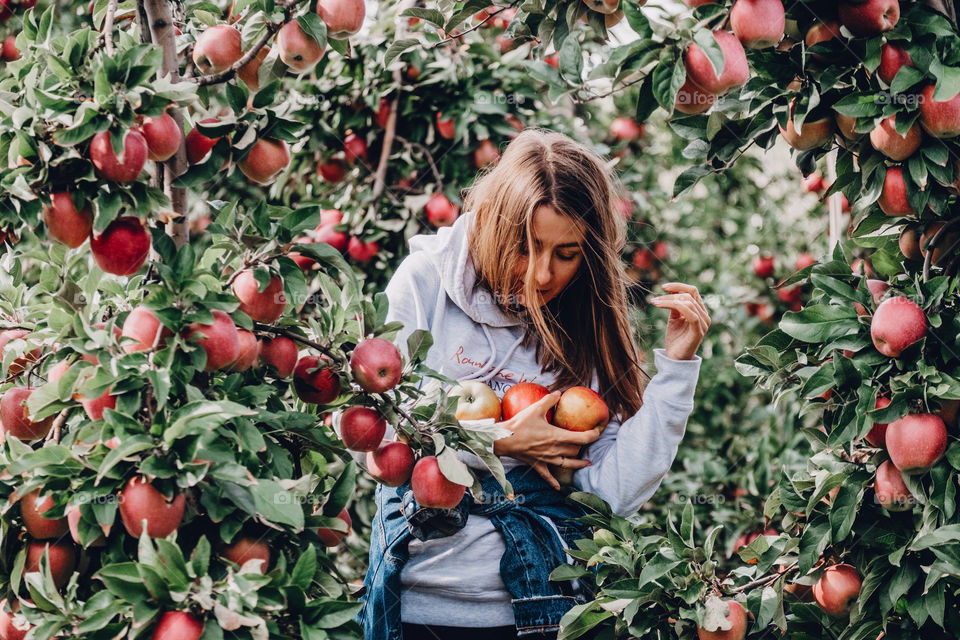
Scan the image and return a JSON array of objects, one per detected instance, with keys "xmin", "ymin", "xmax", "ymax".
[{"xmin": 572, "ymin": 349, "xmax": 701, "ymax": 516}]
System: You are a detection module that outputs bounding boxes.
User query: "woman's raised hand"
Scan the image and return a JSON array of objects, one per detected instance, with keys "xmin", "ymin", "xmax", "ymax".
[
  {"xmin": 493, "ymin": 391, "xmax": 600, "ymax": 490},
  {"xmin": 650, "ymin": 282, "xmax": 711, "ymax": 361}
]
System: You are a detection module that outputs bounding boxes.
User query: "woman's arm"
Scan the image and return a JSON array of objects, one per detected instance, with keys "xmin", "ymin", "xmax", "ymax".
[{"xmin": 572, "ymin": 348, "xmax": 701, "ymax": 516}]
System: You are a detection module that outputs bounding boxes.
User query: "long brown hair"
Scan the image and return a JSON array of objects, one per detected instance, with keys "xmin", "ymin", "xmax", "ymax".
[{"xmin": 463, "ymin": 128, "xmax": 647, "ymax": 420}]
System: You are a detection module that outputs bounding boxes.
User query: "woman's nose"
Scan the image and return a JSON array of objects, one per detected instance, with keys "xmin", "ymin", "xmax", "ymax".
[{"xmin": 534, "ymin": 253, "xmax": 552, "ymax": 287}]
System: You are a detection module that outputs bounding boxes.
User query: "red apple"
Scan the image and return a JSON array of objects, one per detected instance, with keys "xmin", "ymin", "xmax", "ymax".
[
  {"xmin": 877, "ymin": 166, "xmax": 914, "ymax": 216},
  {"xmin": 835, "ymin": 112, "xmax": 862, "ymax": 140},
  {"xmin": 293, "ymin": 355, "xmax": 340, "ymax": 404},
  {"xmin": 25, "ymin": 540, "xmax": 75, "ymax": 589},
  {"xmin": 553, "ymin": 386, "xmax": 610, "ymax": 432},
  {"xmin": 42, "ymin": 192, "xmax": 93, "ymax": 248},
  {"xmin": 343, "ymin": 132, "xmax": 368, "ymax": 164},
  {"xmin": 899, "ymin": 225, "xmax": 923, "ymax": 260},
  {"xmin": 90, "ymin": 216, "xmax": 151, "ymax": 276},
  {"xmin": 238, "ymin": 138, "xmax": 290, "ymax": 184},
  {"xmin": 89, "ymin": 129, "xmax": 147, "ymax": 182},
  {"xmin": 425, "ymin": 193, "xmax": 459, "ymax": 227},
  {"xmin": 233, "ymin": 270, "xmax": 286, "ymax": 323},
  {"xmin": 351, "ymin": 337, "xmax": 402, "ymax": 393},
  {"xmin": 318, "ymin": 156, "xmax": 347, "ymax": 182},
  {"xmin": 229, "ymin": 329, "xmax": 260, "ymax": 371},
  {"xmin": 66, "ymin": 505, "xmax": 107, "ymax": 547},
  {"xmin": 237, "ymin": 44, "xmax": 269, "ymax": 91},
  {"xmin": 877, "ymin": 42, "xmax": 913, "ymax": 85},
  {"xmin": 436, "ymin": 112, "xmax": 455, "ymax": 139},
  {"xmin": 316, "ymin": 0, "xmax": 365, "ymax": 38},
  {"xmin": 316, "ymin": 224, "xmax": 348, "ymax": 252},
  {"xmin": 185, "ymin": 119, "xmax": 223, "ymax": 164},
  {"xmin": 804, "ymin": 20, "xmax": 844, "ymax": 59},
  {"xmin": 450, "ymin": 381, "xmax": 501, "ymax": 421},
  {"xmin": 0, "ymin": 599, "xmax": 30, "ymax": 640},
  {"xmin": 259, "ymin": 336, "xmax": 298, "ymax": 377},
  {"xmin": 802, "ymin": 173, "xmax": 825, "ymax": 193},
  {"xmin": 865, "ymin": 396, "xmax": 892, "ymax": 447},
  {"xmin": 869, "ymin": 115, "xmax": 922, "ymax": 161},
  {"xmin": 118, "ymin": 476, "xmax": 186, "ymax": 538},
  {"xmin": 1, "ymin": 387, "xmax": 53, "ymax": 441},
  {"xmin": 918, "ymin": 84, "xmax": 960, "ymax": 138},
  {"xmin": 838, "ymin": 0, "xmax": 900, "ymax": 37},
  {"xmin": 777, "ymin": 285, "xmax": 801, "ymax": 305},
  {"xmin": 411, "ymin": 456, "xmax": 468, "ymax": 508},
  {"xmin": 752, "ymin": 255, "xmax": 775, "ymax": 278},
  {"xmin": 347, "ymin": 236, "xmax": 378, "ymax": 262},
  {"xmin": 20, "ymin": 490, "xmax": 68, "ymax": 539},
  {"xmin": 920, "ymin": 221, "xmax": 960, "ymax": 263},
  {"xmin": 609, "ymin": 117, "xmax": 645, "ymax": 140},
  {"xmin": 870, "ymin": 296, "xmax": 925, "ymax": 357},
  {"xmin": 185, "ymin": 310, "xmax": 240, "ymax": 371},
  {"xmin": 81, "ymin": 388, "xmax": 116, "ymax": 420},
  {"xmin": 141, "ymin": 112, "xmax": 182, "ymax": 162},
  {"xmin": 192, "ymin": 24, "xmax": 242, "ymax": 74},
  {"xmin": 730, "ymin": 0, "xmax": 784, "ymax": 49},
  {"xmin": 316, "ymin": 507, "xmax": 352, "ymax": 546},
  {"xmin": 367, "ymin": 442, "xmax": 416, "ymax": 486},
  {"xmin": 813, "ymin": 564, "xmax": 861, "ymax": 616},
  {"xmin": 152, "ymin": 611, "xmax": 203, "ymax": 640},
  {"xmin": 276, "ymin": 20, "xmax": 325, "ymax": 71},
  {"xmin": 121, "ymin": 305, "xmax": 171, "ymax": 353},
  {"xmin": 339, "ymin": 406, "xmax": 387, "ymax": 451},
  {"xmin": 222, "ymin": 537, "xmax": 270, "ymax": 573},
  {"xmin": 674, "ymin": 78, "xmax": 715, "ymax": 115},
  {"xmin": 795, "ymin": 253, "xmax": 816, "ymax": 270},
  {"xmin": 885, "ymin": 413, "xmax": 947, "ymax": 475},
  {"xmin": 473, "ymin": 138, "xmax": 500, "ymax": 168},
  {"xmin": 874, "ymin": 459, "xmax": 913, "ymax": 511},
  {"xmin": 0, "ymin": 330, "xmax": 40, "ymax": 377},
  {"xmin": 1, "ymin": 35, "xmax": 19, "ymax": 61},
  {"xmin": 684, "ymin": 30, "xmax": 749, "ymax": 95},
  {"xmin": 779, "ymin": 102, "xmax": 834, "ymax": 151},
  {"xmin": 501, "ymin": 382, "xmax": 553, "ymax": 422},
  {"xmin": 697, "ymin": 600, "xmax": 747, "ymax": 640}
]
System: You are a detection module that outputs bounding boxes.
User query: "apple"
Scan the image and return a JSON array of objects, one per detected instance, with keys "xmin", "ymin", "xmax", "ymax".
[
  {"xmin": 632, "ymin": 249, "xmax": 655, "ymax": 270},
  {"xmin": 238, "ymin": 138, "xmax": 290, "ymax": 184},
  {"xmin": 425, "ymin": 193, "xmax": 459, "ymax": 227},
  {"xmin": 1, "ymin": 35, "xmax": 19, "ymax": 61},
  {"xmin": 674, "ymin": 77, "xmax": 716, "ymax": 115},
  {"xmin": 0, "ymin": 599, "xmax": 30, "ymax": 640},
  {"xmin": 609, "ymin": 117, "xmax": 644, "ymax": 140},
  {"xmin": 870, "ymin": 296, "xmax": 925, "ymax": 357},
  {"xmin": 730, "ymin": 0, "xmax": 785, "ymax": 49},
  {"xmin": 684, "ymin": 30, "xmax": 749, "ymax": 95},
  {"xmin": 316, "ymin": 0, "xmax": 364, "ymax": 38},
  {"xmin": 899, "ymin": 225, "xmax": 923, "ymax": 260},
  {"xmin": 877, "ymin": 42, "xmax": 913, "ymax": 85},
  {"xmin": 185, "ymin": 119, "xmax": 223, "ymax": 164},
  {"xmin": 869, "ymin": 115, "xmax": 922, "ymax": 161},
  {"xmin": 118, "ymin": 476, "xmax": 186, "ymax": 538},
  {"xmin": 450, "ymin": 381, "xmax": 501, "ymax": 421},
  {"xmin": 853, "ymin": 279, "xmax": 889, "ymax": 315},
  {"xmin": 276, "ymin": 20, "xmax": 325, "ymax": 71},
  {"xmin": 21, "ymin": 490, "xmax": 68, "ymax": 539},
  {"xmin": 66, "ymin": 505, "xmax": 107, "ymax": 547},
  {"xmin": 920, "ymin": 221, "xmax": 960, "ymax": 263},
  {"xmin": 316, "ymin": 507, "xmax": 352, "ymax": 546},
  {"xmin": 185, "ymin": 310, "xmax": 240, "ymax": 371},
  {"xmin": 367, "ymin": 442, "xmax": 416, "ymax": 486},
  {"xmin": 473, "ymin": 138, "xmax": 500, "ymax": 168},
  {"xmin": 347, "ymin": 237, "xmax": 379, "ymax": 262},
  {"xmin": 752, "ymin": 255, "xmax": 774, "ymax": 278},
  {"xmin": 501, "ymin": 382, "xmax": 554, "ymax": 421},
  {"xmin": 42, "ymin": 192, "xmax": 93, "ymax": 248},
  {"xmin": 838, "ymin": 0, "xmax": 900, "ymax": 37},
  {"xmin": 795, "ymin": 253, "xmax": 816, "ymax": 270},
  {"xmin": 436, "ymin": 112, "xmax": 455, "ymax": 139},
  {"xmin": 90, "ymin": 216, "xmax": 151, "ymax": 276},
  {"xmin": 192, "ymin": 24, "xmax": 242, "ymax": 74},
  {"xmin": 554, "ymin": 386, "xmax": 610, "ymax": 432},
  {"xmin": 259, "ymin": 336, "xmax": 298, "ymax": 377},
  {"xmin": 237, "ymin": 44, "xmax": 269, "ymax": 91},
  {"xmin": 81, "ymin": 387, "xmax": 116, "ymax": 420},
  {"xmin": 152, "ymin": 611, "xmax": 203, "ymax": 640},
  {"xmin": 777, "ymin": 285, "xmax": 801, "ymax": 306},
  {"xmin": 293, "ymin": 355, "xmax": 340, "ymax": 404},
  {"xmin": 1, "ymin": 387, "xmax": 53, "ymax": 441},
  {"xmin": 697, "ymin": 600, "xmax": 747, "ymax": 640},
  {"xmin": 351, "ymin": 337, "xmax": 403, "ymax": 393},
  {"xmin": 801, "ymin": 173, "xmax": 824, "ymax": 193},
  {"xmin": 374, "ymin": 97, "xmax": 391, "ymax": 129},
  {"xmin": 581, "ymin": 0, "xmax": 619, "ymax": 15},
  {"xmin": 813, "ymin": 564, "xmax": 861, "ymax": 616},
  {"xmin": 221, "ymin": 537, "xmax": 270, "ymax": 573},
  {"xmin": 339, "ymin": 406, "xmax": 387, "ymax": 452},
  {"xmin": 25, "ymin": 540, "xmax": 75, "ymax": 589},
  {"xmin": 121, "ymin": 305, "xmax": 171, "ymax": 353},
  {"xmin": 835, "ymin": 112, "xmax": 862, "ymax": 140},
  {"xmin": 885, "ymin": 413, "xmax": 947, "ymax": 474},
  {"xmin": 877, "ymin": 166, "xmax": 914, "ymax": 216},
  {"xmin": 918, "ymin": 84, "xmax": 960, "ymax": 138},
  {"xmin": 318, "ymin": 156, "xmax": 347, "ymax": 182},
  {"xmin": 411, "ymin": 456, "xmax": 468, "ymax": 509},
  {"xmin": 229, "ymin": 329, "xmax": 261, "ymax": 371},
  {"xmin": 89, "ymin": 129, "xmax": 147, "ymax": 182},
  {"xmin": 779, "ymin": 102, "xmax": 834, "ymax": 151},
  {"xmin": 804, "ymin": 20, "xmax": 843, "ymax": 60},
  {"xmin": 937, "ymin": 398, "xmax": 959, "ymax": 427},
  {"xmin": 343, "ymin": 132, "xmax": 368, "ymax": 164},
  {"xmin": 0, "ymin": 329, "xmax": 40, "ymax": 377},
  {"xmin": 865, "ymin": 396, "xmax": 892, "ymax": 447},
  {"xmin": 233, "ymin": 270, "xmax": 286, "ymax": 323},
  {"xmin": 874, "ymin": 459, "xmax": 913, "ymax": 511},
  {"xmin": 140, "ymin": 112, "xmax": 182, "ymax": 162}
]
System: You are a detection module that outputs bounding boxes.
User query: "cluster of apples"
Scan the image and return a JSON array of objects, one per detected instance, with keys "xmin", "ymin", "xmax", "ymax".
[
  {"xmin": 898, "ymin": 220, "xmax": 960, "ymax": 266},
  {"xmin": 289, "ymin": 209, "xmax": 380, "ymax": 270}
]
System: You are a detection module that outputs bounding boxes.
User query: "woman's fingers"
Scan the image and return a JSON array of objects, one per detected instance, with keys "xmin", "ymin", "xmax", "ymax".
[
  {"xmin": 555, "ymin": 427, "xmax": 601, "ymax": 445},
  {"xmin": 662, "ymin": 282, "xmax": 704, "ymax": 305},
  {"xmin": 550, "ymin": 455, "xmax": 593, "ymax": 470},
  {"xmin": 652, "ymin": 297, "xmax": 708, "ymax": 330},
  {"xmin": 531, "ymin": 461, "xmax": 561, "ymax": 490}
]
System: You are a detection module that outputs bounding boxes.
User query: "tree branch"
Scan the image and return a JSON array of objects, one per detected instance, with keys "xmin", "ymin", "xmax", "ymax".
[
  {"xmin": 103, "ymin": 0, "xmax": 119, "ymax": 56},
  {"xmin": 253, "ymin": 323, "xmax": 346, "ymax": 366},
  {"xmin": 394, "ymin": 135, "xmax": 443, "ymax": 190},
  {"xmin": 432, "ymin": 3, "xmax": 519, "ymax": 46}
]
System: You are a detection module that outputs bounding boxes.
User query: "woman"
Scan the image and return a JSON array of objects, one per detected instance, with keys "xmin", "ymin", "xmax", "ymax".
[{"xmin": 360, "ymin": 129, "xmax": 709, "ymax": 640}]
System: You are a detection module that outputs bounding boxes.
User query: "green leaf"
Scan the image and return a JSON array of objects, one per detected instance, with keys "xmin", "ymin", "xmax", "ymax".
[
  {"xmin": 779, "ymin": 306, "xmax": 860, "ymax": 342},
  {"xmin": 321, "ymin": 460, "xmax": 356, "ymax": 517}
]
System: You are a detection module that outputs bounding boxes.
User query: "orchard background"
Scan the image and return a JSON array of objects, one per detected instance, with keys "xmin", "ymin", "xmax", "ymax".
[{"xmin": 0, "ymin": 0, "xmax": 958, "ymax": 637}]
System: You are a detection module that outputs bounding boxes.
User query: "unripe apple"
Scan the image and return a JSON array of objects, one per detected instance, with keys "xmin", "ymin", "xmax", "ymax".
[
  {"xmin": 367, "ymin": 442, "xmax": 416, "ymax": 486},
  {"xmin": 121, "ymin": 305, "xmax": 171, "ymax": 353},
  {"xmin": 436, "ymin": 112, "xmax": 455, "ymax": 139},
  {"xmin": 221, "ymin": 537, "xmax": 270, "ymax": 573},
  {"xmin": 185, "ymin": 118, "xmax": 223, "ymax": 164},
  {"xmin": 316, "ymin": 0, "xmax": 365, "ymax": 38},
  {"xmin": 293, "ymin": 355, "xmax": 340, "ymax": 404},
  {"xmin": 89, "ymin": 130, "xmax": 147, "ymax": 182},
  {"xmin": 752, "ymin": 255, "xmax": 774, "ymax": 278},
  {"xmin": 318, "ymin": 156, "xmax": 347, "ymax": 182},
  {"xmin": 140, "ymin": 112, "xmax": 182, "ymax": 162},
  {"xmin": 316, "ymin": 507, "xmax": 352, "ymax": 546},
  {"xmin": 451, "ymin": 381, "xmax": 501, "ymax": 421},
  {"xmin": 411, "ymin": 456, "xmax": 468, "ymax": 508},
  {"xmin": 351, "ymin": 338, "xmax": 403, "ymax": 393},
  {"xmin": 343, "ymin": 132, "xmax": 368, "ymax": 164},
  {"xmin": 233, "ymin": 270, "xmax": 286, "ymax": 323},
  {"xmin": 779, "ymin": 102, "xmax": 834, "ymax": 151},
  {"xmin": 0, "ymin": 329, "xmax": 40, "ymax": 377},
  {"xmin": 259, "ymin": 336, "xmax": 298, "ymax": 377},
  {"xmin": 118, "ymin": 476, "xmax": 186, "ymax": 538},
  {"xmin": 21, "ymin": 490, "xmax": 68, "ymax": 539},
  {"xmin": 152, "ymin": 611, "xmax": 203, "ymax": 640},
  {"xmin": 865, "ymin": 395, "xmax": 891, "ymax": 447},
  {"xmin": 347, "ymin": 236, "xmax": 378, "ymax": 262},
  {"xmin": 229, "ymin": 329, "xmax": 261, "ymax": 371},
  {"xmin": 696, "ymin": 600, "xmax": 747, "ymax": 640},
  {"xmin": 66, "ymin": 505, "xmax": 107, "ymax": 547},
  {"xmin": 42, "ymin": 192, "xmax": 93, "ymax": 248},
  {"xmin": 501, "ymin": 382, "xmax": 553, "ymax": 421},
  {"xmin": 684, "ymin": 30, "xmax": 749, "ymax": 95},
  {"xmin": 238, "ymin": 138, "xmax": 290, "ymax": 184},
  {"xmin": 237, "ymin": 45, "xmax": 269, "ymax": 91},
  {"xmin": 730, "ymin": 0, "xmax": 784, "ymax": 49},
  {"xmin": 813, "ymin": 564, "xmax": 861, "ymax": 616},
  {"xmin": 877, "ymin": 42, "xmax": 913, "ymax": 85},
  {"xmin": 90, "ymin": 216, "xmax": 151, "ymax": 276},
  {"xmin": 838, "ymin": 0, "xmax": 900, "ymax": 37},
  {"xmin": 25, "ymin": 540, "xmax": 76, "ymax": 589},
  {"xmin": 425, "ymin": 193, "xmax": 459, "ymax": 227},
  {"xmin": 554, "ymin": 386, "xmax": 610, "ymax": 432},
  {"xmin": 1, "ymin": 387, "xmax": 54, "ymax": 441},
  {"xmin": 874, "ymin": 459, "xmax": 913, "ymax": 511},
  {"xmin": 674, "ymin": 78, "xmax": 716, "ymax": 115},
  {"xmin": 473, "ymin": 138, "xmax": 500, "ymax": 168},
  {"xmin": 0, "ymin": 598, "xmax": 30, "ymax": 640},
  {"xmin": 340, "ymin": 406, "xmax": 387, "ymax": 451},
  {"xmin": 869, "ymin": 115, "xmax": 922, "ymax": 161},
  {"xmin": 609, "ymin": 117, "xmax": 644, "ymax": 140},
  {"xmin": 877, "ymin": 166, "xmax": 914, "ymax": 216},
  {"xmin": 870, "ymin": 296, "xmax": 925, "ymax": 357},
  {"xmin": 185, "ymin": 310, "xmax": 240, "ymax": 371},
  {"xmin": 885, "ymin": 413, "xmax": 947, "ymax": 475},
  {"xmin": 192, "ymin": 25, "xmax": 243, "ymax": 74},
  {"xmin": 918, "ymin": 84, "xmax": 960, "ymax": 138},
  {"xmin": 276, "ymin": 20, "xmax": 325, "ymax": 71}
]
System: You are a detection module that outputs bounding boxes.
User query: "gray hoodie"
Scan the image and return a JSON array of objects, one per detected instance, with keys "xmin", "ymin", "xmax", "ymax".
[{"xmin": 380, "ymin": 211, "xmax": 701, "ymax": 627}]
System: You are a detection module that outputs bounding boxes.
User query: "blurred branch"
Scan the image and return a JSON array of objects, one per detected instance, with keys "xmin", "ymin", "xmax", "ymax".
[{"xmin": 103, "ymin": 0, "xmax": 118, "ymax": 55}]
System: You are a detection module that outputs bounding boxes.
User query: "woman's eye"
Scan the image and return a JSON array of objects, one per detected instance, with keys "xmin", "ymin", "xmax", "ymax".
[{"xmin": 557, "ymin": 253, "xmax": 578, "ymax": 262}]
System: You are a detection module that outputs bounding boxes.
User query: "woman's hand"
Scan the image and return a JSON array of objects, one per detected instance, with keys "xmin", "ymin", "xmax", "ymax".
[
  {"xmin": 493, "ymin": 391, "xmax": 601, "ymax": 489},
  {"xmin": 650, "ymin": 282, "xmax": 711, "ymax": 361}
]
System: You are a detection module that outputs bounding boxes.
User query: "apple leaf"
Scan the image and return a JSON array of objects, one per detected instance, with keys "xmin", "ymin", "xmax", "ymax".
[{"xmin": 436, "ymin": 447, "xmax": 474, "ymax": 487}]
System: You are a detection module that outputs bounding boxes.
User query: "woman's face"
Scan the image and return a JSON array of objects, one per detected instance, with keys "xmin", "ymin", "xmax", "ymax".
[{"xmin": 514, "ymin": 204, "xmax": 585, "ymax": 307}]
